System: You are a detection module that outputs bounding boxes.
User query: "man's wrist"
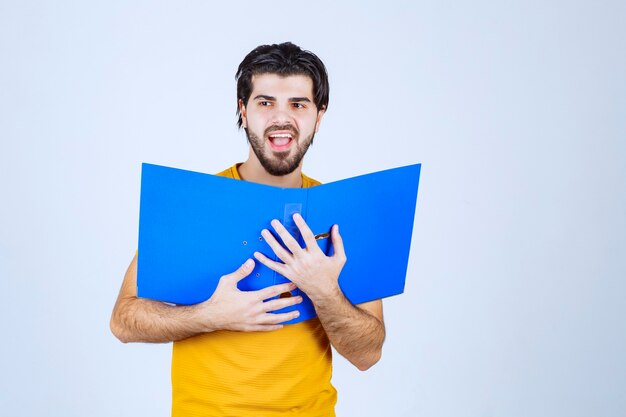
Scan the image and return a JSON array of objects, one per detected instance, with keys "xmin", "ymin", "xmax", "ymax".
[
  {"xmin": 189, "ymin": 302, "xmax": 219, "ymax": 333},
  {"xmin": 308, "ymin": 280, "xmax": 343, "ymax": 309}
]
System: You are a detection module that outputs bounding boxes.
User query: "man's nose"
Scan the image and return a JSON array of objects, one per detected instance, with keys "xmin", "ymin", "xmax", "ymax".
[{"xmin": 270, "ymin": 105, "xmax": 293, "ymax": 125}]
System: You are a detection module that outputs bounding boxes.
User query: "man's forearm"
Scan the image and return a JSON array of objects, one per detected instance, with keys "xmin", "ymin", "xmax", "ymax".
[
  {"xmin": 313, "ymin": 288, "xmax": 385, "ymax": 371},
  {"xmin": 110, "ymin": 254, "xmax": 213, "ymax": 343},
  {"xmin": 110, "ymin": 297, "xmax": 208, "ymax": 343},
  {"xmin": 110, "ymin": 256, "xmax": 302, "ymax": 343}
]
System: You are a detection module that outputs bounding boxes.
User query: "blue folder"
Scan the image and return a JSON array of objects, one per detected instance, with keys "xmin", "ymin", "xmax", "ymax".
[{"xmin": 137, "ymin": 163, "xmax": 421, "ymax": 324}]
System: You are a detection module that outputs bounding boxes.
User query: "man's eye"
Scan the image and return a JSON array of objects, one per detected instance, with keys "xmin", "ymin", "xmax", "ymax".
[
  {"xmin": 260, "ymin": 101, "xmax": 272, "ymax": 106},
  {"xmin": 292, "ymin": 103, "xmax": 305, "ymax": 109}
]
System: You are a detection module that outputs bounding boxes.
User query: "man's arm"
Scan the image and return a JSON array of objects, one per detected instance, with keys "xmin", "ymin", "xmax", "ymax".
[
  {"xmin": 314, "ymin": 297, "xmax": 384, "ymax": 371},
  {"xmin": 253, "ymin": 214, "xmax": 385, "ymax": 371},
  {"xmin": 110, "ymin": 255, "xmax": 302, "ymax": 343}
]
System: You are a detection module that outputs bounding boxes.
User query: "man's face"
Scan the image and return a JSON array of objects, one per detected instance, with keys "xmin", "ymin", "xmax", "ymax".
[{"xmin": 240, "ymin": 73, "xmax": 325, "ymax": 176}]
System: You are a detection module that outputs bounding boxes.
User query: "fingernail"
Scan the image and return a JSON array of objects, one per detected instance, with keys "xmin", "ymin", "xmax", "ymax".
[
  {"xmin": 243, "ymin": 259, "xmax": 253, "ymax": 269},
  {"xmin": 294, "ymin": 311, "xmax": 300, "ymax": 317},
  {"xmin": 296, "ymin": 296, "xmax": 303, "ymax": 303}
]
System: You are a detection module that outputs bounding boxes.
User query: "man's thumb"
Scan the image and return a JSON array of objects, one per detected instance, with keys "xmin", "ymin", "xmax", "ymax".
[{"xmin": 224, "ymin": 258, "xmax": 255, "ymax": 284}]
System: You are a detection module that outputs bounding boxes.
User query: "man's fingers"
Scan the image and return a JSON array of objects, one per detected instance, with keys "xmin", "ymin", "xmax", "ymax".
[
  {"xmin": 221, "ymin": 258, "xmax": 255, "ymax": 284},
  {"xmin": 254, "ymin": 251, "xmax": 287, "ymax": 276},
  {"xmin": 293, "ymin": 213, "xmax": 317, "ymax": 249},
  {"xmin": 270, "ymin": 219, "xmax": 303, "ymax": 254},
  {"xmin": 241, "ymin": 308, "xmax": 300, "ymax": 331},
  {"xmin": 259, "ymin": 310, "xmax": 300, "ymax": 325},
  {"xmin": 330, "ymin": 224, "xmax": 347, "ymax": 261},
  {"xmin": 255, "ymin": 280, "xmax": 297, "ymax": 301},
  {"xmin": 260, "ymin": 229, "xmax": 292, "ymax": 263},
  {"xmin": 262, "ymin": 295, "xmax": 303, "ymax": 312}
]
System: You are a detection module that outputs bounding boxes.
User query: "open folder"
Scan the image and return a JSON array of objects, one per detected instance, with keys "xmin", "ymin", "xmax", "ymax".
[{"xmin": 137, "ymin": 163, "xmax": 421, "ymax": 324}]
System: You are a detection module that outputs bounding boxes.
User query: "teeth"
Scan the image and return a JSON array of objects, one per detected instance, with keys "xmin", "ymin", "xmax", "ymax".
[{"xmin": 270, "ymin": 133, "xmax": 292, "ymax": 138}]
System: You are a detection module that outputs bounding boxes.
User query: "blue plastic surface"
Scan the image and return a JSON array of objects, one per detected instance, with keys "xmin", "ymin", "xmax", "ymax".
[{"xmin": 137, "ymin": 163, "xmax": 421, "ymax": 324}]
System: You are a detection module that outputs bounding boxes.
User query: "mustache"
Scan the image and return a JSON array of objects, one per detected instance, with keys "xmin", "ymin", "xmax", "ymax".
[{"xmin": 265, "ymin": 124, "xmax": 298, "ymax": 136}]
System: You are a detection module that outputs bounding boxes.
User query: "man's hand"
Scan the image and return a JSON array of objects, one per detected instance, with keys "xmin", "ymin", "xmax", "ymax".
[
  {"xmin": 110, "ymin": 256, "xmax": 302, "ymax": 343},
  {"xmin": 252, "ymin": 213, "xmax": 385, "ymax": 371},
  {"xmin": 199, "ymin": 258, "xmax": 303, "ymax": 332},
  {"xmin": 253, "ymin": 213, "xmax": 347, "ymax": 303}
]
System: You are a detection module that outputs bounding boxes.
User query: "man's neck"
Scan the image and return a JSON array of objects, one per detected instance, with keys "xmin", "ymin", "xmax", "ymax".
[{"xmin": 238, "ymin": 156, "xmax": 303, "ymax": 188}]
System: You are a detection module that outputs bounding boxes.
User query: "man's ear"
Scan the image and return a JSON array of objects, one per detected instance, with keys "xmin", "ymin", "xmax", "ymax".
[
  {"xmin": 315, "ymin": 107, "xmax": 326, "ymax": 133},
  {"xmin": 239, "ymin": 99, "xmax": 247, "ymax": 128}
]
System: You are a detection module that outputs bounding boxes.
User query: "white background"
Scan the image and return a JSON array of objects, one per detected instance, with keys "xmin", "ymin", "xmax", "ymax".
[{"xmin": 1, "ymin": 1, "xmax": 625, "ymax": 416}]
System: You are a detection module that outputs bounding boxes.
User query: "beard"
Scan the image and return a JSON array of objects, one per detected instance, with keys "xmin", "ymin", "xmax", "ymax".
[{"xmin": 245, "ymin": 125, "xmax": 315, "ymax": 176}]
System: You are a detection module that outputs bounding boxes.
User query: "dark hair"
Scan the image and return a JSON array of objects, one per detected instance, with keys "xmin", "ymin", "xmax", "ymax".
[{"xmin": 235, "ymin": 42, "xmax": 329, "ymax": 128}]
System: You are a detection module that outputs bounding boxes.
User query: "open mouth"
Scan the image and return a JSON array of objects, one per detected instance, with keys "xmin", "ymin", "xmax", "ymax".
[{"xmin": 268, "ymin": 132, "xmax": 294, "ymax": 151}]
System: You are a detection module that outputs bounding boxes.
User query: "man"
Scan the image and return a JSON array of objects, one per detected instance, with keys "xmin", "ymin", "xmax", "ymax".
[{"xmin": 110, "ymin": 42, "xmax": 385, "ymax": 416}]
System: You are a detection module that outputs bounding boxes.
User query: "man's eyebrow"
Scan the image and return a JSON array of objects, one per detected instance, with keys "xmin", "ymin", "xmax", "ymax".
[
  {"xmin": 253, "ymin": 95, "xmax": 276, "ymax": 101},
  {"xmin": 289, "ymin": 97, "xmax": 311, "ymax": 103},
  {"xmin": 252, "ymin": 95, "xmax": 312, "ymax": 103},
  {"xmin": 289, "ymin": 97, "xmax": 312, "ymax": 103}
]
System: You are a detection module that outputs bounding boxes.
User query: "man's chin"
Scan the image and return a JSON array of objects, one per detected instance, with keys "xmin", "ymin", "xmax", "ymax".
[
  {"xmin": 262, "ymin": 162, "xmax": 299, "ymax": 177},
  {"xmin": 256, "ymin": 148, "xmax": 299, "ymax": 176}
]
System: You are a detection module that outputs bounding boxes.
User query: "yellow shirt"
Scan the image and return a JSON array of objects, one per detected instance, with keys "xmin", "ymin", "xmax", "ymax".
[{"xmin": 171, "ymin": 164, "xmax": 337, "ymax": 417}]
